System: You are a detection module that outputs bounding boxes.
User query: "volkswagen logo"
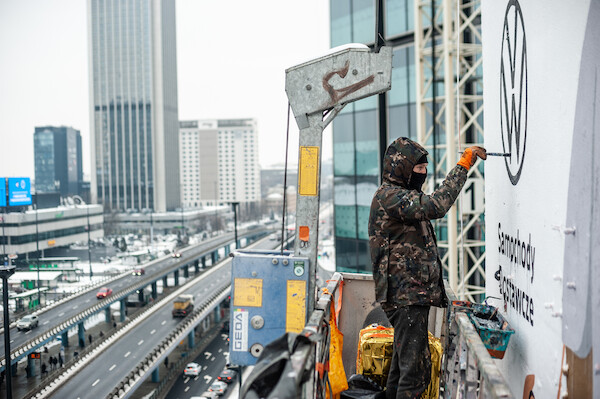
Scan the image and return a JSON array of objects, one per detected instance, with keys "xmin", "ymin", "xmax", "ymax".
[{"xmin": 500, "ymin": 0, "xmax": 528, "ymax": 185}]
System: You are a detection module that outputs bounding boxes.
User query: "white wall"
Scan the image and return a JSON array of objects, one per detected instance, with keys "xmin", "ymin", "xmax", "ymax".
[{"xmin": 483, "ymin": 1, "xmax": 592, "ymax": 397}]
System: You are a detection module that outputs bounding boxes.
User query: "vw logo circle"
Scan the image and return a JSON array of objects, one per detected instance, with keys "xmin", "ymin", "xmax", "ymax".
[{"xmin": 500, "ymin": 0, "xmax": 528, "ymax": 185}]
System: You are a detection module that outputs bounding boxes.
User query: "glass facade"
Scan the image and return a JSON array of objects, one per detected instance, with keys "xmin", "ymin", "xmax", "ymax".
[
  {"xmin": 90, "ymin": 0, "xmax": 179, "ymax": 212},
  {"xmin": 34, "ymin": 126, "xmax": 83, "ymax": 197},
  {"xmin": 330, "ymin": 0, "xmax": 483, "ymax": 276},
  {"xmin": 330, "ymin": 0, "xmax": 421, "ymax": 273}
]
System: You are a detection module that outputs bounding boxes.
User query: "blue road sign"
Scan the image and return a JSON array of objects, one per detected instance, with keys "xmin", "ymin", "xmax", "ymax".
[
  {"xmin": 8, "ymin": 177, "xmax": 32, "ymax": 206},
  {"xmin": 0, "ymin": 177, "xmax": 6, "ymax": 207}
]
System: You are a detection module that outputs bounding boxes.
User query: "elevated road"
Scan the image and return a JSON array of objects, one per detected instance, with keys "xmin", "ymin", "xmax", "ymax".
[
  {"xmin": 0, "ymin": 227, "xmax": 270, "ymax": 372},
  {"xmin": 43, "ymin": 236, "xmax": 278, "ymax": 398}
]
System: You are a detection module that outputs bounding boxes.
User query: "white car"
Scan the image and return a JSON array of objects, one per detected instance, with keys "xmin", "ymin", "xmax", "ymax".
[
  {"xmin": 208, "ymin": 380, "xmax": 228, "ymax": 396},
  {"xmin": 183, "ymin": 362, "xmax": 201, "ymax": 377},
  {"xmin": 17, "ymin": 315, "xmax": 39, "ymax": 331},
  {"xmin": 191, "ymin": 393, "xmax": 218, "ymax": 399}
]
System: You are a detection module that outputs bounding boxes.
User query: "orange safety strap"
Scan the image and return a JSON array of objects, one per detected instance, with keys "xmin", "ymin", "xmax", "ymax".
[{"xmin": 324, "ymin": 278, "xmax": 344, "ymax": 322}]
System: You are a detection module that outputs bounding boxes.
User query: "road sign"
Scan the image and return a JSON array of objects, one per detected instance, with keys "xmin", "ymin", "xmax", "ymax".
[{"xmin": 8, "ymin": 177, "xmax": 32, "ymax": 206}]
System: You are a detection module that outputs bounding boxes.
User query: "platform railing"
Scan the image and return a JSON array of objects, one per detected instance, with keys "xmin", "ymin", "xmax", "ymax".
[
  {"xmin": 283, "ymin": 274, "xmax": 514, "ymax": 398},
  {"xmin": 441, "ymin": 285, "xmax": 514, "ymax": 399}
]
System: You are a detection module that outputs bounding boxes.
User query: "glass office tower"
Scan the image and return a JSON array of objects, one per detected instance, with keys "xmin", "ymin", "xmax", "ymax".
[
  {"xmin": 330, "ymin": 0, "xmax": 445, "ymax": 273},
  {"xmin": 331, "ymin": 0, "xmax": 421, "ymax": 273},
  {"xmin": 331, "ymin": 1, "xmax": 484, "ymax": 277},
  {"xmin": 88, "ymin": 0, "xmax": 180, "ymax": 212},
  {"xmin": 34, "ymin": 126, "xmax": 83, "ymax": 197}
]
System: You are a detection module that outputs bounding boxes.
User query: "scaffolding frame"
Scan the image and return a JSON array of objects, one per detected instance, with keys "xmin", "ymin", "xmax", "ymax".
[{"xmin": 414, "ymin": 0, "xmax": 485, "ymax": 301}]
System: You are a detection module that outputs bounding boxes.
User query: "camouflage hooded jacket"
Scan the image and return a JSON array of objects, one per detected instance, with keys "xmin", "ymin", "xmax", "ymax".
[{"xmin": 368, "ymin": 137, "xmax": 468, "ymax": 309}]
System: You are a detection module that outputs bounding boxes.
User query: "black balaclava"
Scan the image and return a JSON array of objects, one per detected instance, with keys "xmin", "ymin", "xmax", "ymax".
[{"xmin": 408, "ymin": 154, "xmax": 428, "ymax": 191}]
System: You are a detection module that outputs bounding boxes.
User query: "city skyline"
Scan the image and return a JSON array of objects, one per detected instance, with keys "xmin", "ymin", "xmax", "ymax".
[{"xmin": 0, "ymin": 0, "xmax": 331, "ymax": 181}]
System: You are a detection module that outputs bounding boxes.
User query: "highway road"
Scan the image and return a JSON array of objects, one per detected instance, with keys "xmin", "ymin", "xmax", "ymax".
[
  {"xmin": 50, "ymin": 254, "xmax": 234, "ymax": 398},
  {"xmin": 0, "ymin": 231, "xmax": 256, "ymax": 363},
  {"xmin": 165, "ymin": 329, "xmax": 231, "ymax": 399}
]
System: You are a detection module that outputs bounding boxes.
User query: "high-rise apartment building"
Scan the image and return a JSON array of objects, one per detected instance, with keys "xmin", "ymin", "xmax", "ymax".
[
  {"xmin": 34, "ymin": 126, "xmax": 83, "ymax": 197},
  {"xmin": 88, "ymin": 0, "xmax": 180, "ymax": 212},
  {"xmin": 179, "ymin": 119, "xmax": 260, "ymax": 207}
]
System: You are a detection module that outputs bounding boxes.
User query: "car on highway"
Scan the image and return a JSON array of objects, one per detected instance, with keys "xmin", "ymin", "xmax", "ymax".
[
  {"xmin": 217, "ymin": 367, "xmax": 237, "ymax": 383},
  {"xmin": 172, "ymin": 252, "xmax": 182, "ymax": 258},
  {"xmin": 96, "ymin": 287, "xmax": 113, "ymax": 299},
  {"xmin": 207, "ymin": 380, "xmax": 227, "ymax": 396},
  {"xmin": 16, "ymin": 315, "xmax": 39, "ymax": 331},
  {"xmin": 221, "ymin": 320, "xmax": 229, "ymax": 333},
  {"xmin": 183, "ymin": 362, "xmax": 201, "ymax": 377},
  {"xmin": 191, "ymin": 393, "xmax": 218, "ymax": 399},
  {"xmin": 132, "ymin": 267, "xmax": 145, "ymax": 276}
]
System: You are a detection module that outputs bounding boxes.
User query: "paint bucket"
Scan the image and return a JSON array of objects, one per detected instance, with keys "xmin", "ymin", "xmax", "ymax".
[
  {"xmin": 467, "ymin": 305, "xmax": 515, "ymax": 359},
  {"xmin": 452, "ymin": 301, "xmax": 515, "ymax": 359}
]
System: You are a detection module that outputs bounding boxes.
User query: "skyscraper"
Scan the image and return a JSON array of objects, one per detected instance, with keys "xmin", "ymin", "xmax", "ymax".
[
  {"xmin": 88, "ymin": 0, "xmax": 180, "ymax": 212},
  {"xmin": 34, "ymin": 126, "xmax": 83, "ymax": 197}
]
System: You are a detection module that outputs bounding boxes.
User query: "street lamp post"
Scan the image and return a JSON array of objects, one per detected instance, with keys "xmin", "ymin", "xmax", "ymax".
[
  {"xmin": 34, "ymin": 193, "xmax": 41, "ymax": 306},
  {"xmin": 73, "ymin": 196, "xmax": 92, "ymax": 279},
  {"xmin": 86, "ymin": 204, "xmax": 92, "ymax": 279},
  {"xmin": 2, "ymin": 207, "xmax": 6, "ymax": 266},
  {"xmin": 1, "ymin": 265, "xmax": 16, "ymax": 399},
  {"xmin": 231, "ymin": 202, "xmax": 239, "ymax": 248},
  {"xmin": 150, "ymin": 209, "xmax": 154, "ymax": 251},
  {"xmin": 181, "ymin": 206, "xmax": 184, "ymax": 235}
]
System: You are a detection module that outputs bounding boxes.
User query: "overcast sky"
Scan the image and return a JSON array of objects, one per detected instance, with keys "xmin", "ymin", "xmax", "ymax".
[{"xmin": 0, "ymin": 0, "xmax": 331, "ymax": 180}]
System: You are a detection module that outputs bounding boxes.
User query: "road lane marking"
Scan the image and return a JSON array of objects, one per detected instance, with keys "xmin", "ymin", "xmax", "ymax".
[
  {"xmin": 92, "ymin": 379, "xmax": 100, "ymax": 387},
  {"xmin": 72, "ymin": 305, "xmax": 78, "ymax": 309},
  {"xmin": 85, "ymin": 299, "xmax": 90, "ymax": 303},
  {"xmin": 161, "ymin": 320, "xmax": 166, "ymax": 325},
  {"xmin": 204, "ymin": 352, "xmax": 211, "ymax": 359},
  {"xmin": 211, "ymin": 356, "xmax": 215, "ymax": 361},
  {"xmin": 138, "ymin": 339, "xmax": 144, "ymax": 346},
  {"xmin": 43, "ymin": 321, "xmax": 49, "ymax": 325},
  {"xmin": 185, "ymin": 387, "xmax": 190, "ymax": 392},
  {"xmin": 109, "ymin": 364, "xmax": 116, "ymax": 371},
  {"xmin": 25, "ymin": 331, "xmax": 31, "ymax": 335},
  {"xmin": 124, "ymin": 351, "xmax": 131, "ymax": 358},
  {"xmin": 183, "ymin": 377, "xmax": 190, "ymax": 384},
  {"xmin": 150, "ymin": 329, "xmax": 156, "ymax": 335},
  {"xmin": 58, "ymin": 312, "xmax": 65, "ymax": 316}
]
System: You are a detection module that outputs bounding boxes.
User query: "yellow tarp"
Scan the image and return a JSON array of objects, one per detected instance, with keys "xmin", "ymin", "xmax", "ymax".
[{"xmin": 355, "ymin": 326, "xmax": 443, "ymax": 398}]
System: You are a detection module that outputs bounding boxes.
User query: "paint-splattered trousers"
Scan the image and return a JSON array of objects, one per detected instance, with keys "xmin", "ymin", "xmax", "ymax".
[{"xmin": 384, "ymin": 305, "xmax": 431, "ymax": 399}]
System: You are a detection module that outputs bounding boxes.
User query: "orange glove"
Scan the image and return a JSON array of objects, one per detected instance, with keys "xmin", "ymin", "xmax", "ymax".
[{"xmin": 457, "ymin": 146, "xmax": 487, "ymax": 170}]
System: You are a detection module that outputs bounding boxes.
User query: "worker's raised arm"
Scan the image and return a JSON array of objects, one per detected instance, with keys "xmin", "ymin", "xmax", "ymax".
[
  {"xmin": 379, "ymin": 146, "xmax": 487, "ymax": 222},
  {"xmin": 379, "ymin": 166, "xmax": 466, "ymax": 221}
]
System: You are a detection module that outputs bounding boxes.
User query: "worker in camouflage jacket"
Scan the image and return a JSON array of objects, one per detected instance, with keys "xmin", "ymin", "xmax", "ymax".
[{"xmin": 368, "ymin": 137, "xmax": 486, "ymax": 399}]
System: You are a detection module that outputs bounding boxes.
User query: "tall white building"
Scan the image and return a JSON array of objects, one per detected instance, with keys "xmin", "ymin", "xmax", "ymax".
[
  {"xmin": 88, "ymin": 0, "xmax": 180, "ymax": 212},
  {"xmin": 179, "ymin": 119, "xmax": 260, "ymax": 207}
]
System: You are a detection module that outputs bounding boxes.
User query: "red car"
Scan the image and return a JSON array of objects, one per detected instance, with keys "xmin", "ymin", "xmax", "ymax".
[
  {"xmin": 96, "ymin": 287, "xmax": 113, "ymax": 299},
  {"xmin": 132, "ymin": 268, "xmax": 145, "ymax": 276}
]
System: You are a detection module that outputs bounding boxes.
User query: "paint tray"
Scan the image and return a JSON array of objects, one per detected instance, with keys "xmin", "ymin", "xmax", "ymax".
[{"xmin": 452, "ymin": 301, "xmax": 515, "ymax": 359}]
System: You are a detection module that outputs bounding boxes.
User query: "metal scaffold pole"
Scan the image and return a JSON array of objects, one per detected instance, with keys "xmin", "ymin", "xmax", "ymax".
[{"xmin": 415, "ymin": 0, "xmax": 485, "ymax": 301}]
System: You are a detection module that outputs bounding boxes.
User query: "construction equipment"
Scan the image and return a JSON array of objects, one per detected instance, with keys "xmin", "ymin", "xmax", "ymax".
[{"xmin": 229, "ymin": 45, "xmax": 392, "ymax": 367}]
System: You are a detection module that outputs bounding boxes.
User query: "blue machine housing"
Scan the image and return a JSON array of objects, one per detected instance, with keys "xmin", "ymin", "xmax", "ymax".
[{"xmin": 229, "ymin": 249, "xmax": 310, "ymax": 366}]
